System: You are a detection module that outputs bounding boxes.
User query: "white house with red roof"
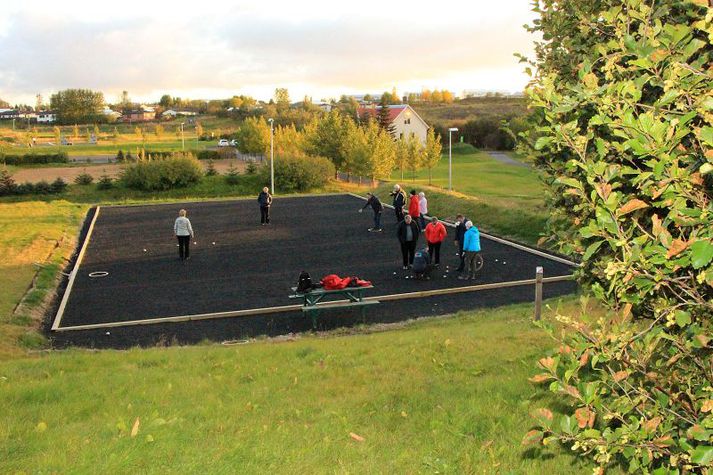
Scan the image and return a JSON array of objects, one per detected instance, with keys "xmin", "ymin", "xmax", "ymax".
[{"xmin": 356, "ymin": 104, "xmax": 429, "ymax": 143}]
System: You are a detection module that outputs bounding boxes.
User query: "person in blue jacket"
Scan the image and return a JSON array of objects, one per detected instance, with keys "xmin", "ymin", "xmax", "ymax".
[{"xmin": 459, "ymin": 220, "xmax": 482, "ymax": 280}]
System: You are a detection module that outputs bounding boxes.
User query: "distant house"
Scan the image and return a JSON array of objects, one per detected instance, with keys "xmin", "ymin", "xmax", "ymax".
[
  {"xmin": 37, "ymin": 111, "xmax": 57, "ymax": 123},
  {"xmin": 102, "ymin": 107, "xmax": 121, "ymax": 121},
  {"xmin": 356, "ymin": 104, "xmax": 429, "ymax": 143},
  {"xmin": 121, "ymin": 105, "xmax": 155, "ymax": 122},
  {"xmin": 317, "ymin": 102, "xmax": 332, "ymax": 112},
  {"xmin": 0, "ymin": 109, "xmax": 19, "ymax": 120},
  {"xmin": 162, "ymin": 109, "xmax": 177, "ymax": 118}
]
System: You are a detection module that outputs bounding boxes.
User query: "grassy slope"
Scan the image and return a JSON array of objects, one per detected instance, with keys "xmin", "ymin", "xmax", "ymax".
[
  {"xmin": 385, "ymin": 146, "xmax": 546, "ymax": 244},
  {"xmin": 0, "ymin": 299, "xmax": 596, "ymax": 474}
]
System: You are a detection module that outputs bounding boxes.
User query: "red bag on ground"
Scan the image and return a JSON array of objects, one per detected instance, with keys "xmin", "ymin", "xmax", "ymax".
[{"xmin": 320, "ymin": 274, "xmax": 372, "ymax": 289}]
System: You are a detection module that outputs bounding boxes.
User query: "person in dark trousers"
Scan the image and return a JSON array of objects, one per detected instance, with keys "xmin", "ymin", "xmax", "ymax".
[
  {"xmin": 408, "ymin": 189, "xmax": 420, "ymax": 221},
  {"xmin": 257, "ymin": 186, "xmax": 272, "ymax": 225},
  {"xmin": 454, "ymin": 214, "xmax": 468, "ymax": 272},
  {"xmin": 459, "ymin": 221, "xmax": 482, "ymax": 280},
  {"xmin": 424, "ymin": 216, "xmax": 447, "ymax": 266},
  {"xmin": 396, "ymin": 214, "xmax": 420, "ymax": 269},
  {"xmin": 390, "ymin": 184, "xmax": 406, "ymax": 222},
  {"xmin": 174, "ymin": 208, "xmax": 194, "ymax": 261},
  {"xmin": 359, "ymin": 192, "xmax": 384, "ymax": 232}
]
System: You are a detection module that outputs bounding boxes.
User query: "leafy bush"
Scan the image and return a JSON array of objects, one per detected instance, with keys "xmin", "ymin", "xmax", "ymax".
[
  {"xmin": 0, "ymin": 152, "xmax": 68, "ymax": 166},
  {"xmin": 245, "ymin": 161, "xmax": 258, "ymax": 175},
  {"xmin": 195, "ymin": 150, "xmax": 219, "ymax": 160},
  {"xmin": 50, "ymin": 178, "xmax": 67, "ymax": 194},
  {"xmin": 96, "ymin": 175, "xmax": 114, "ymax": 190},
  {"xmin": 74, "ymin": 172, "xmax": 94, "ymax": 185},
  {"xmin": 121, "ymin": 155, "xmax": 203, "ymax": 191},
  {"xmin": 33, "ymin": 180, "xmax": 52, "ymax": 194},
  {"xmin": 258, "ymin": 155, "xmax": 334, "ymax": 192},
  {"xmin": 521, "ymin": 1, "xmax": 712, "ymax": 473}
]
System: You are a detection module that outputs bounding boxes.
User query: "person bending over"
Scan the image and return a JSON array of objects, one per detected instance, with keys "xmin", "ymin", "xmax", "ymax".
[{"xmin": 359, "ymin": 192, "xmax": 384, "ymax": 232}]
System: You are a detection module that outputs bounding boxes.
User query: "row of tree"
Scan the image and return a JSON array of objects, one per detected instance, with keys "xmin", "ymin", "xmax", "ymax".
[{"xmin": 234, "ymin": 110, "xmax": 442, "ymax": 184}]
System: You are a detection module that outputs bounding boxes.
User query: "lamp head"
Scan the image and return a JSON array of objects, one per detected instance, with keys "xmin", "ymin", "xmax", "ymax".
[{"xmin": 448, "ymin": 127, "xmax": 458, "ymax": 132}]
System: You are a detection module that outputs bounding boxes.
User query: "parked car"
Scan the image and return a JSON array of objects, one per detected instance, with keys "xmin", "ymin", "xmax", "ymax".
[
  {"xmin": 218, "ymin": 139, "xmax": 230, "ymax": 147},
  {"xmin": 230, "ymin": 139, "xmax": 238, "ymax": 147}
]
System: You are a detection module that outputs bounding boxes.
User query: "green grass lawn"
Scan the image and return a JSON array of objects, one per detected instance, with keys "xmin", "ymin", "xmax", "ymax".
[
  {"xmin": 5, "ymin": 139, "xmax": 212, "ymax": 157},
  {"xmin": 380, "ymin": 146, "xmax": 547, "ymax": 244},
  {"xmin": 0, "ymin": 299, "xmax": 597, "ymax": 474}
]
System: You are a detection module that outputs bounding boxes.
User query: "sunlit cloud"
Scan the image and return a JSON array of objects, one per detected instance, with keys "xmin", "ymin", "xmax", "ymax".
[{"xmin": 0, "ymin": 0, "xmax": 537, "ymax": 104}]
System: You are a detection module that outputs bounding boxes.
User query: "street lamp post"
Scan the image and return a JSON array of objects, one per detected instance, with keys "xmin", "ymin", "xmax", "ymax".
[
  {"xmin": 268, "ymin": 118, "xmax": 274, "ymax": 194},
  {"xmin": 448, "ymin": 127, "xmax": 459, "ymax": 191},
  {"xmin": 180, "ymin": 122, "xmax": 185, "ymax": 151}
]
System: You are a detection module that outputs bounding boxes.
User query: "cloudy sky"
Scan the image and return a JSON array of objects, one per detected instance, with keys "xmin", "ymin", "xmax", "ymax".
[{"xmin": 0, "ymin": 0, "xmax": 537, "ymax": 105}]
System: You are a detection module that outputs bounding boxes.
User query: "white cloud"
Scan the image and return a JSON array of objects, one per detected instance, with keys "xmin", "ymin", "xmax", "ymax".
[{"xmin": 0, "ymin": 0, "xmax": 537, "ymax": 104}]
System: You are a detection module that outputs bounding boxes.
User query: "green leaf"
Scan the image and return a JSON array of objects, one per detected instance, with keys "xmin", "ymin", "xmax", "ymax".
[
  {"xmin": 535, "ymin": 136, "xmax": 553, "ymax": 150},
  {"xmin": 582, "ymin": 241, "xmax": 604, "ymax": 261},
  {"xmin": 690, "ymin": 240, "xmax": 713, "ymax": 269},
  {"xmin": 690, "ymin": 445, "xmax": 713, "ymax": 465},
  {"xmin": 675, "ymin": 310, "xmax": 691, "ymax": 327}
]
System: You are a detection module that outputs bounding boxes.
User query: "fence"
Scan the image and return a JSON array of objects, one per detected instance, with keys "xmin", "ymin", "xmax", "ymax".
[{"xmin": 336, "ymin": 172, "xmax": 380, "ymax": 187}]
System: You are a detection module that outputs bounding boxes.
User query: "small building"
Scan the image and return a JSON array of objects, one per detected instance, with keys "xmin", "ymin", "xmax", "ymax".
[
  {"xmin": 102, "ymin": 107, "xmax": 121, "ymax": 121},
  {"xmin": 356, "ymin": 104, "xmax": 429, "ymax": 143},
  {"xmin": 121, "ymin": 106, "xmax": 155, "ymax": 122},
  {"xmin": 37, "ymin": 112, "xmax": 57, "ymax": 123},
  {"xmin": 0, "ymin": 109, "xmax": 19, "ymax": 120}
]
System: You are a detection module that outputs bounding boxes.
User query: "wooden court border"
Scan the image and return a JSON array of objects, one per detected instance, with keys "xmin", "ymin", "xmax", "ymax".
[
  {"xmin": 51, "ymin": 206, "xmax": 102, "ymax": 330},
  {"xmin": 52, "ymin": 274, "xmax": 574, "ymax": 332}
]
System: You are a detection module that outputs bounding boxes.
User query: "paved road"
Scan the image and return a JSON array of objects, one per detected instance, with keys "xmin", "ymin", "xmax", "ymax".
[
  {"xmin": 485, "ymin": 151, "xmax": 530, "ymax": 168},
  {"xmin": 11, "ymin": 159, "xmax": 248, "ymax": 184}
]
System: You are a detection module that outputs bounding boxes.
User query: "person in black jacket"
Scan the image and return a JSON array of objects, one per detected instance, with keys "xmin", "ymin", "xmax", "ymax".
[
  {"xmin": 454, "ymin": 214, "xmax": 468, "ymax": 271},
  {"xmin": 257, "ymin": 186, "xmax": 272, "ymax": 225},
  {"xmin": 389, "ymin": 184, "xmax": 406, "ymax": 223},
  {"xmin": 359, "ymin": 192, "xmax": 384, "ymax": 232},
  {"xmin": 396, "ymin": 214, "xmax": 421, "ymax": 269}
]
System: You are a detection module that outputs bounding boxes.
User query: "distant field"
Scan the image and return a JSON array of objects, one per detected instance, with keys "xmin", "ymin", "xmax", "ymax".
[{"xmin": 412, "ymin": 97, "xmax": 527, "ymax": 127}]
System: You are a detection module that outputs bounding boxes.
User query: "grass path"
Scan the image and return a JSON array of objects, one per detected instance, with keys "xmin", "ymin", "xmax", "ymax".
[{"xmin": 0, "ymin": 299, "xmax": 595, "ymax": 474}]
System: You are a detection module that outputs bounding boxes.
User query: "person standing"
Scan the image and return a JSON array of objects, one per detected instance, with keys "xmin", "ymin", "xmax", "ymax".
[
  {"xmin": 257, "ymin": 186, "xmax": 272, "ymax": 225},
  {"xmin": 408, "ymin": 190, "xmax": 420, "ymax": 222},
  {"xmin": 459, "ymin": 221, "xmax": 482, "ymax": 280},
  {"xmin": 390, "ymin": 184, "xmax": 406, "ymax": 222},
  {"xmin": 359, "ymin": 192, "xmax": 384, "ymax": 232},
  {"xmin": 454, "ymin": 214, "xmax": 468, "ymax": 272},
  {"xmin": 424, "ymin": 217, "xmax": 447, "ymax": 266},
  {"xmin": 418, "ymin": 192, "xmax": 428, "ymax": 230},
  {"xmin": 396, "ymin": 214, "xmax": 420, "ymax": 269},
  {"xmin": 174, "ymin": 209, "xmax": 194, "ymax": 261}
]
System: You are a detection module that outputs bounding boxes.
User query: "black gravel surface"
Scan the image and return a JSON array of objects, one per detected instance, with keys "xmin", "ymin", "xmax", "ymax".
[{"xmin": 50, "ymin": 194, "xmax": 576, "ymax": 348}]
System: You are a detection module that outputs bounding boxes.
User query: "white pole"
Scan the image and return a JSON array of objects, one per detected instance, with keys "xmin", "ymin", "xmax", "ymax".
[
  {"xmin": 269, "ymin": 118, "xmax": 274, "ymax": 194},
  {"xmin": 447, "ymin": 127, "xmax": 458, "ymax": 192},
  {"xmin": 534, "ymin": 266, "xmax": 544, "ymax": 321},
  {"xmin": 449, "ymin": 130, "xmax": 452, "ymax": 191},
  {"xmin": 180, "ymin": 123, "xmax": 185, "ymax": 151}
]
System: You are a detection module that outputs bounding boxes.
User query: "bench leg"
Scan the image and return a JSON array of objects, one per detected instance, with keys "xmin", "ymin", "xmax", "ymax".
[{"xmin": 309, "ymin": 309, "xmax": 318, "ymax": 330}]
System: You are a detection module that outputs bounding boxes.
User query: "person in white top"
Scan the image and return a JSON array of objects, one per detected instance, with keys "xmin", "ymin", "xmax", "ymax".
[
  {"xmin": 418, "ymin": 192, "xmax": 428, "ymax": 231},
  {"xmin": 174, "ymin": 209, "xmax": 194, "ymax": 261}
]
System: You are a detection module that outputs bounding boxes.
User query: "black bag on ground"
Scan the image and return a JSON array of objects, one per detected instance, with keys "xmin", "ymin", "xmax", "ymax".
[{"xmin": 296, "ymin": 271, "xmax": 313, "ymax": 292}]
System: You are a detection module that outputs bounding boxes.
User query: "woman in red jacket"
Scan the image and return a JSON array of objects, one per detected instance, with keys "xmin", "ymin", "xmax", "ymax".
[
  {"xmin": 424, "ymin": 216, "xmax": 447, "ymax": 266},
  {"xmin": 408, "ymin": 190, "xmax": 420, "ymax": 224}
]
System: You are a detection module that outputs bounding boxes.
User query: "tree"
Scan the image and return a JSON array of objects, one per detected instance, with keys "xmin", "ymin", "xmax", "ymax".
[
  {"xmin": 423, "ymin": 128, "xmax": 443, "ymax": 184},
  {"xmin": 376, "ymin": 97, "xmax": 396, "ymax": 138},
  {"xmin": 521, "ymin": 1, "xmax": 712, "ymax": 472},
  {"xmin": 154, "ymin": 124, "xmax": 164, "ymax": 138},
  {"xmin": 235, "ymin": 117, "xmax": 270, "ymax": 155},
  {"xmin": 159, "ymin": 94, "xmax": 173, "ymax": 108},
  {"xmin": 274, "ymin": 88, "xmax": 290, "ymax": 114},
  {"xmin": 394, "ymin": 138, "xmax": 408, "ymax": 180},
  {"xmin": 50, "ymin": 89, "xmax": 105, "ymax": 125},
  {"xmin": 53, "ymin": 126, "xmax": 61, "ymax": 145},
  {"xmin": 404, "ymin": 134, "xmax": 423, "ymax": 181},
  {"xmin": 195, "ymin": 121, "xmax": 203, "ymax": 138},
  {"xmin": 303, "ymin": 110, "xmax": 349, "ymax": 174},
  {"xmin": 274, "ymin": 124, "xmax": 305, "ymax": 157}
]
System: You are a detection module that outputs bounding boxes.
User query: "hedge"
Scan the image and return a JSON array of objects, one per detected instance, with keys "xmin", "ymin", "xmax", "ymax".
[{"xmin": 0, "ymin": 152, "xmax": 69, "ymax": 165}]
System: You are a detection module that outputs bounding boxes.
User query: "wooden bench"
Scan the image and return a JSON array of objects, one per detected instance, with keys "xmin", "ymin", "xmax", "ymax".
[{"xmin": 289, "ymin": 285, "xmax": 379, "ymax": 329}]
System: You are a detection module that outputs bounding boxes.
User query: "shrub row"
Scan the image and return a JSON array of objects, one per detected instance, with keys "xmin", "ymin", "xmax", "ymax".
[
  {"xmin": 0, "ymin": 152, "xmax": 69, "ymax": 165},
  {"xmin": 258, "ymin": 155, "xmax": 334, "ymax": 192},
  {"xmin": 121, "ymin": 155, "xmax": 203, "ymax": 191},
  {"xmin": 195, "ymin": 150, "xmax": 220, "ymax": 160},
  {"xmin": 0, "ymin": 171, "xmax": 67, "ymax": 196}
]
